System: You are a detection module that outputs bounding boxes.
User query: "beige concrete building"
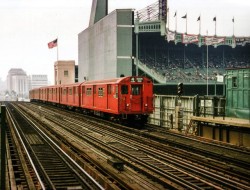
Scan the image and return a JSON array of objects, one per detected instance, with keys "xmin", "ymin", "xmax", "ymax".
[{"xmin": 54, "ymin": 60, "xmax": 75, "ymax": 85}]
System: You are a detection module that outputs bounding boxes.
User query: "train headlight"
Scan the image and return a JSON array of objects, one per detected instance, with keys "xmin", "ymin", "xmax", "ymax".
[
  {"xmin": 126, "ymin": 103, "xmax": 130, "ymax": 107},
  {"xmin": 145, "ymin": 104, "xmax": 148, "ymax": 107}
]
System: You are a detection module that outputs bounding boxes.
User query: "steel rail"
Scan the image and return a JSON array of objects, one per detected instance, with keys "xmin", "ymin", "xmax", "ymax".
[
  {"xmin": 12, "ymin": 103, "xmax": 105, "ymax": 190},
  {"xmin": 6, "ymin": 107, "xmax": 46, "ymax": 190},
  {"xmin": 23, "ymin": 102, "xmax": 250, "ymax": 189}
]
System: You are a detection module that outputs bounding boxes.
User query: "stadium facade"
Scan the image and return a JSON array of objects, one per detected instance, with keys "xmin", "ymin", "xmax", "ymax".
[
  {"xmin": 77, "ymin": 0, "xmax": 249, "ymax": 120},
  {"xmin": 78, "ymin": 0, "xmax": 249, "ymax": 84}
]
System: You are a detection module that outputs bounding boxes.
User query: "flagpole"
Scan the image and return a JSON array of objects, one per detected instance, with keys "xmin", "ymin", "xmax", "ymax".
[
  {"xmin": 215, "ymin": 20, "xmax": 216, "ymax": 36},
  {"xmin": 181, "ymin": 14, "xmax": 187, "ymax": 34},
  {"xmin": 214, "ymin": 16, "xmax": 217, "ymax": 36},
  {"xmin": 57, "ymin": 37, "xmax": 59, "ymax": 63},
  {"xmin": 199, "ymin": 15, "xmax": 201, "ymax": 35},
  {"xmin": 175, "ymin": 11, "xmax": 177, "ymax": 32},
  {"xmin": 186, "ymin": 13, "xmax": 187, "ymax": 34},
  {"xmin": 233, "ymin": 17, "xmax": 235, "ymax": 36},
  {"xmin": 167, "ymin": 8, "xmax": 169, "ymax": 30},
  {"xmin": 197, "ymin": 15, "xmax": 201, "ymax": 47}
]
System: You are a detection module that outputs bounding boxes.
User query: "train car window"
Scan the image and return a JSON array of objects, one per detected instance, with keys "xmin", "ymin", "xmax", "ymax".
[
  {"xmin": 69, "ymin": 88, "xmax": 72, "ymax": 95},
  {"xmin": 82, "ymin": 86, "xmax": 85, "ymax": 94},
  {"xmin": 108, "ymin": 85, "xmax": 111, "ymax": 94},
  {"xmin": 86, "ymin": 88, "xmax": 92, "ymax": 96},
  {"xmin": 115, "ymin": 86, "xmax": 118, "ymax": 98},
  {"xmin": 63, "ymin": 89, "xmax": 66, "ymax": 95},
  {"xmin": 121, "ymin": 85, "xmax": 128, "ymax": 94},
  {"xmin": 98, "ymin": 88, "xmax": 104, "ymax": 96},
  {"xmin": 75, "ymin": 87, "xmax": 78, "ymax": 96},
  {"xmin": 132, "ymin": 85, "xmax": 141, "ymax": 95}
]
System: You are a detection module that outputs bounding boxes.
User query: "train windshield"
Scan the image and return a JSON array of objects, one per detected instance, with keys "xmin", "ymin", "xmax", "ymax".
[
  {"xmin": 121, "ymin": 85, "xmax": 128, "ymax": 94},
  {"xmin": 131, "ymin": 85, "xmax": 141, "ymax": 95}
]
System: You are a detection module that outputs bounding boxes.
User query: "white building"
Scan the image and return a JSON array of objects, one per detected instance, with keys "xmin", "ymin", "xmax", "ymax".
[
  {"xmin": 7, "ymin": 68, "xmax": 29, "ymax": 99},
  {"xmin": 29, "ymin": 74, "xmax": 48, "ymax": 89}
]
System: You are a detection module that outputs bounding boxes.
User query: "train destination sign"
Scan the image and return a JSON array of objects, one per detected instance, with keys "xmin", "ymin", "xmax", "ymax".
[{"xmin": 130, "ymin": 77, "xmax": 143, "ymax": 83}]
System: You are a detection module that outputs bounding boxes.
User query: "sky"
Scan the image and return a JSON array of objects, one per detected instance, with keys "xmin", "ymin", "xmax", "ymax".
[{"xmin": 0, "ymin": 0, "xmax": 250, "ymax": 83}]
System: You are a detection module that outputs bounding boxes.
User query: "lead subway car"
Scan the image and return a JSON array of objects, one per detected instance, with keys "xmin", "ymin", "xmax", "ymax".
[{"xmin": 80, "ymin": 76, "xmax": 154, "ymax": 124}]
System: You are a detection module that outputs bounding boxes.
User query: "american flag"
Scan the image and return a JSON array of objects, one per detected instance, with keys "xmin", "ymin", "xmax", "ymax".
[{"xmin": 48, "ymin": 39, "xmax": 57, "ymax": 49}]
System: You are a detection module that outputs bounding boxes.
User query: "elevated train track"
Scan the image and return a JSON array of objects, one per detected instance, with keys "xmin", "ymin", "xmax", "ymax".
[
  {"xmin": 3, "ymin": 102, "xmax": 250, "ymax": 189},
  {"xmin": 5, "ymin": 103, "xmax": 104, "ymax": 190}
]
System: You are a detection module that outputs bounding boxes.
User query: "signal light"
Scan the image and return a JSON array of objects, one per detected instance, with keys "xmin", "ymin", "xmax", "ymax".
[{"xmin": 177, "ymin": 82, "xmax": 183, "ymax": 96}]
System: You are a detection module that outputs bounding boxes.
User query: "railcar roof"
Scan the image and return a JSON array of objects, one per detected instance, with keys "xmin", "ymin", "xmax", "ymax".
[
  {"xmin": 83, "ymin": 77, "xmax": 129, "ymax": 85},
  {"xmin": 60, "ymin": 82, "xmax": 84, "ymax": 87},
  {"xmin": 30, "ymin": 76, "xmax": 150, "ymax": 91}
]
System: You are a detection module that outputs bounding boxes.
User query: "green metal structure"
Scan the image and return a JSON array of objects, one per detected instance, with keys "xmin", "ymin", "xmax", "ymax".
[{"xmin": 226, "ymin": 67, "xmax": 250, "ymax": 119}]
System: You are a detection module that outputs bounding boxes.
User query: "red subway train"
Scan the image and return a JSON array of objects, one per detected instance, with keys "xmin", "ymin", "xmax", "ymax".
[{"xmin": 29, "ymin": 76, "xmax": 154, "ymax": 124}]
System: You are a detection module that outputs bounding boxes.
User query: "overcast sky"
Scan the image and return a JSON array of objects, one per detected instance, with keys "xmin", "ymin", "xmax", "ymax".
[{"xmin": 0, "ymin": 0, "xmax": 250, "ymax": 83}]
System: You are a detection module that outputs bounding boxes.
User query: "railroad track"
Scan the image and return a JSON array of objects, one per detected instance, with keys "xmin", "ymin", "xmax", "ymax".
[
  {"xmin": 6, "ymin": 121, "xmax": 38, "ymax": 189},
  {"xmin": 143, "ymin": 124, "xmax": 250, "ymax": 168},
  {"xmin": 36, "ymin": 102, "xmax": 250, "ymax": 176},
  {"xmin": 6, "ymin": 103, "xmax": 104, "ymax": 190},
  {"xmin": 16, "ymin": 102, "xmax": 250, "ymax": 189}
]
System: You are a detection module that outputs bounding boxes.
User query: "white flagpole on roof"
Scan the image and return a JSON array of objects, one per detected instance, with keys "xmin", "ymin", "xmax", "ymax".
[
  {"xmin": 57, "ymin": 37, "xmax": 59, "ymax": 63},
  {"xmin": 199, "ymin": 15, "xmax": 201, "ymax": 35}
]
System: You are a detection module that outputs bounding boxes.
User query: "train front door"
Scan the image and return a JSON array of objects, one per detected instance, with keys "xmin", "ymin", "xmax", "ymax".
[{"xmin": 131, "ymin": 84, "xmax": 142, "ymax": 112}]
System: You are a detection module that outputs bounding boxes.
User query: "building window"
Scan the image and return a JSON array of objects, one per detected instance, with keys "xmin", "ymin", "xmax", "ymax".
[
  {"xmin": 64, "ymin": 70, "xmax": 69, "ymax": 77},
  {"xmin": 232, "ymin": 76, "xmax": 237, "ymax": 88}
]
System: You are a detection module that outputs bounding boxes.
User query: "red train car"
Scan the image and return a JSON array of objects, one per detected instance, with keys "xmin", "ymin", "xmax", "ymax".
[
  {"xmin": 47, "ymin": 85, "xmax": 60, "ymax": 104},
  {"xmin": 29, "ymin": 88, "xmax": 40, "ymax": 101},
  {"xmin": 80, "ymin": 76, "xmax": 153, "ymax": 123},
  {"xmin": 39, "ymin": 87, "xmax": 48, "ymax": 102},
  {"xmin": 29, "ymin": 76, "xmax": 154, "ymax": 125},
  {"xmin": 60, "ymin": 83, "xmax": 81, "ymax": 108}
]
